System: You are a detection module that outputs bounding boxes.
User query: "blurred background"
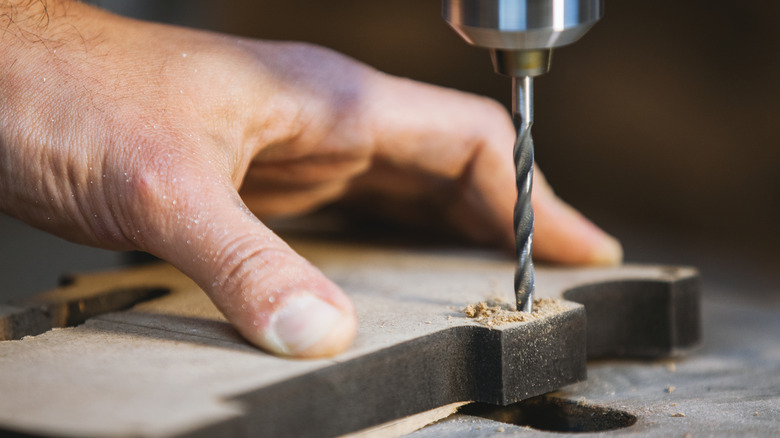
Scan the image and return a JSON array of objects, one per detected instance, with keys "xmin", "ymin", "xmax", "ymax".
[{"xmin": 1, "ymin": 1, "xmax": 778, "ymax": 307}]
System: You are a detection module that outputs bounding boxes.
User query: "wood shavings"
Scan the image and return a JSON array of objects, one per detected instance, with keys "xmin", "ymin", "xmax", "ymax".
[{"xmin": 463, "ymin": 297, "xmax": 568, "ymax": 327}]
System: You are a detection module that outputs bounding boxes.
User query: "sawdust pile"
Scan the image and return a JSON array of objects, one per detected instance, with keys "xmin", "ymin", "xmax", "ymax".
[{"xmin": 464, "ymin": 297, "xmax": 568, "ymax": 327}]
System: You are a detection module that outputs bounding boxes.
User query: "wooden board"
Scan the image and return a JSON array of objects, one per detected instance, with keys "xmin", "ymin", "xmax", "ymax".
[{"xmin": 0, "ymin": 238, "xmax": 700, "ymax": 437}]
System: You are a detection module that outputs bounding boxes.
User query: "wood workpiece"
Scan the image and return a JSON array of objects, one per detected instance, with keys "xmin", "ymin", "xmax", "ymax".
[{"xmin": 0, "ymin": 237, "xmax": 700, "ymax": 437}]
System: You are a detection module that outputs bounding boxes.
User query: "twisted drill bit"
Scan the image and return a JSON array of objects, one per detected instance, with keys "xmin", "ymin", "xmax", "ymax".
[{"xmin": 512, "ymin": 76, "xmax": 535, "ymax": 313}]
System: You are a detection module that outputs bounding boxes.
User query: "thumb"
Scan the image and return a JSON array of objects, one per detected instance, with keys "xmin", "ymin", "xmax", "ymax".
[{"xmin": 133, "ymin": 175, "xmax": 357, "ymax": 358}]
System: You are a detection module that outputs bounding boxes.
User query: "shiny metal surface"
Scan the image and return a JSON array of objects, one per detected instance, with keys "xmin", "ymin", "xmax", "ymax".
[
  {"xmin": 491, "ymin": 48, "xmax": 551, "ymax": 77},
  {"xmin": 442, "ymin": 0, "xmax": 603, "ymax": 50},
  {"xmin": 512, "ymin": 76, "xmax": 535, "ymax": 313}
]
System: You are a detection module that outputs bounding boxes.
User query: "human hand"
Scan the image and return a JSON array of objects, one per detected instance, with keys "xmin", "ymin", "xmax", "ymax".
[{"xmin": 0, "ymin": 1, "xmax": 621, "ymax": 357}]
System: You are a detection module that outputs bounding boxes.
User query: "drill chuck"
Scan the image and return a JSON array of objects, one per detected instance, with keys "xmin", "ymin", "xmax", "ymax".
[{"xmin": 442, "ymin": 0, "xmax": 603, "ymax": 76}]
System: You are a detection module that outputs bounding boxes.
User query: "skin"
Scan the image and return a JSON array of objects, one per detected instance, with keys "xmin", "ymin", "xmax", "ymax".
[{"xmin": 0, "ymin": 0, "xmax": 622, "ymax": 358}]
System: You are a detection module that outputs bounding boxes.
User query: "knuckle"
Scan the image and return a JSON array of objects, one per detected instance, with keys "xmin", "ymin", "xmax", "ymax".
[{"xmin": 105, "ymin": 136, "xmax": 213, "ymax": 248}]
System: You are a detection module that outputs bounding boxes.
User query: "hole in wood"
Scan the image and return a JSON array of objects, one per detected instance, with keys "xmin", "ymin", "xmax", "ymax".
[
  {"xmin": 460, "ymin": 395, "xmax": 637, "ymax": 432},
  {"xmin": 563, "ymin": 280, "xmax": 674, "ymax": 358}
]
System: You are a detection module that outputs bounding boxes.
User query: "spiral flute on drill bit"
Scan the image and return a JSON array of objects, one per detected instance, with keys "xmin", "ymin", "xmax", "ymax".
[{"xmin": 513, "ymin": 76, "xmax": 535, "ymax": 313}]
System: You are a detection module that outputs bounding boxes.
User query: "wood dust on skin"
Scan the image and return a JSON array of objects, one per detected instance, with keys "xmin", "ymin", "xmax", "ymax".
[{"xmin": 463, "ymin": 297, "xmax": 568, "ymax": 327}]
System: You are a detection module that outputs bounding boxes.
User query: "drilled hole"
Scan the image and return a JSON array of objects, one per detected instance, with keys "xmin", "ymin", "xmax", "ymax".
[{"xmin": 460, "ymin": 395, "xmax": 637, "ymax": 433}]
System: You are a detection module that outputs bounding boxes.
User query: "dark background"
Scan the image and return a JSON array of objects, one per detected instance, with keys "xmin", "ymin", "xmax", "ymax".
[{"xmin": 2, "ymin": 1, "xmax": 777, "ymax": 307}]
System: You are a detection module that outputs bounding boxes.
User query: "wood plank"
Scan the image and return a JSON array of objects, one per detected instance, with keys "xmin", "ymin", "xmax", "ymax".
[{"xmin": 0, "ymin": 238, "xmax": 699, "ymax": 437}]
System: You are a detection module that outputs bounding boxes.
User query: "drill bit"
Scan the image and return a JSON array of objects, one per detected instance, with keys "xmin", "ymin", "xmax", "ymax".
[
  {"xmin": 512, "ymin": 76, "xmax": 535, "ymax": 313},
  {"xmin": 443, "ymin": 0, "xmax": 603, "ymax": 312}
]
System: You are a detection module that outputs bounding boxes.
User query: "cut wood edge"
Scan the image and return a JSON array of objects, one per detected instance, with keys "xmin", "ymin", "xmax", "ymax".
[{"xmin": 339, "ymin": 401, "xmax": 469, "ymax": 438}]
